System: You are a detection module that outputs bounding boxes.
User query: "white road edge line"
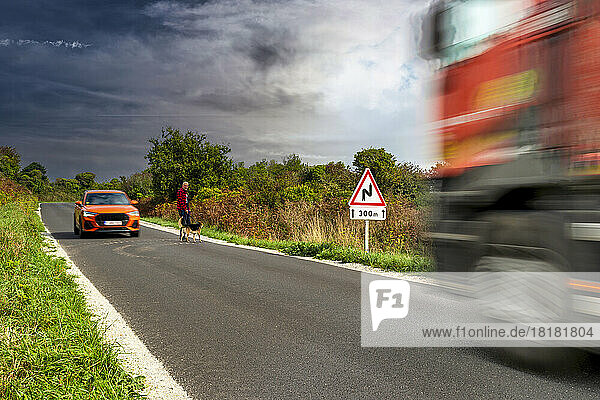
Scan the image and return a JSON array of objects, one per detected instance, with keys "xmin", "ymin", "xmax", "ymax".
[
  {"xmin": 37, "ymin": 208, "xmax": 193, "ymax": 400},
  {"xmin": 140, "ymin": 220, "xmax": 436, "ymax": 286}
]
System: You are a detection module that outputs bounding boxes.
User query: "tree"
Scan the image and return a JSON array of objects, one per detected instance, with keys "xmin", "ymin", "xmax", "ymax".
[
  {"xmin": 228, "ymin": 162, "xmax": 248, "ymax": 190},
  {"xmin": 19, "ymin": 170, "xmax": 49, "ymax": 194},
  {"xmin": 21, "ymin": 162, "xmax": 47, "ymax": 177},
  {"xmin": 352, "ymin": 148, "xmax": 426, "ymax": 202},
  {"xmin": 236, "ymin": 155, "xmax": 313, "ymax": 206},
  {"xmin": 303, "ymin": 162, "xmax": 355, "ymax": 199},
  {"xmin": 0, "ymin": 146, "xmax": 21, "ymax": 180},
  {"xmin": 390, "ymin": 161, "xmax": 426, "ymax": 201},
  {"xmin": 145, "ymin": 127, "xmax": 233, "ymax": 200},
  {"xmin": 352, "ymin": 148, "xmax": 398, "ymax": 193},
  {"xmin": 352, "ymin": 148, "xmax": 396, "ymax": 175},
  {"xmin": 267, "ymin": 154, "xmax": 306, "ymax": 190},
  {"xmin": 19, "ymin": 162, "xmax": 50, "ymax": 194},
  {"xmin": 54, "ymin": 178, "xmax": 81, "ymax": 193},
  {"xmin": 244, "ymin": 159, "xmax": 279, "ymax": 206},
  {"xmin": 75, "ymin": 172, "xmax": 96, "ymax": 189},
  {"xmin": 96, "ymin": 178, "xmax": 122, "ymax": 191},
  {"xmin": 119, "ymin": 169, "xmax": 154, "ymax": 199}
]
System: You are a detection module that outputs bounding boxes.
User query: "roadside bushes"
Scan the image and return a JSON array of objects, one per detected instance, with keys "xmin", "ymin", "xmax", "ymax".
[
  {"xmin": 282, "ymin": 242, "xmax": 333, "ymax": 257},
  {"xmin": 146, "ymin": 191, "xmax": 429, "ymax": 255},
  {"xmin": 0, "ymin": 177, "xmax": 32, "ymax": 205},
  {"xmin": 152, "ymin": 191, "xmax": 275, "ymax": 239}
]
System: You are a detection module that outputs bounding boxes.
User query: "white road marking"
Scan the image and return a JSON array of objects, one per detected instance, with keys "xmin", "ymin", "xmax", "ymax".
[{"xmin": 38, "ymin": 208, "xmax": 193, "ymax": 400}]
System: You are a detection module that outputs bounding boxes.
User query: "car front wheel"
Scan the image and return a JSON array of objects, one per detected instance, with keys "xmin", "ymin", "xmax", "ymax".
[
  {"xmin": 130, "ymin": 230, "xmax": 140, "ymax": 237},
  {"xmin": 79, "ymin": 218, "xmax": 88, "ymax": 238},
  {"xmin": 73, "ymin": 216, "xmax": 80, "ymax": 235}
]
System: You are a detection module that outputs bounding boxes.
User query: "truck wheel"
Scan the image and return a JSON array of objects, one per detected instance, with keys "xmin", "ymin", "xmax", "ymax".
[
  {"xmin": 473, "ymin": 256, "xmax": 574, "ymax": 368},
  {"xmin": 473, "ymin": 256, "xmax": 569, "ymax": 321}
]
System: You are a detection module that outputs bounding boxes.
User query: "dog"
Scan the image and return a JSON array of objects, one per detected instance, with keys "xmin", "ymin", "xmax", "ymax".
[{"xmin": 178, "ymin": 217, "xmax": 203, "ymax": 243}]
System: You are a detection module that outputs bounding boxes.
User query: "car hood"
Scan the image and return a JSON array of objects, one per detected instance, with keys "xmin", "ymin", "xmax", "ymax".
[{"xmin": 83, "ymin": 205, "xmax": 138, "ymax": 213}]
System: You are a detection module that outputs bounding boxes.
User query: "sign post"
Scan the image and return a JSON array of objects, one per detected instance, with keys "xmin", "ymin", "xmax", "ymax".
[
  {"xmin": 365, "ymin": 220, "xmax": 369, "ymax": 253},
  {"xmin": 348, "ymin": 168, "xmax": 386, "ymax": 252}
]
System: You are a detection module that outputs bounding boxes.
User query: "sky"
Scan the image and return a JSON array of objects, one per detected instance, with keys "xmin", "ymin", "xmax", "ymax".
[{"xmin": 0, "ymin": 0, "xmax": 435, "ymax": 181}]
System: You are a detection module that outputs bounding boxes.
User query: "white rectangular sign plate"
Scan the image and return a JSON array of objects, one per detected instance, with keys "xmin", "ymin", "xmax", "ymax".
[{"xmin": 350, "ymin": 206, "xmax": 386, "ymax": 220}]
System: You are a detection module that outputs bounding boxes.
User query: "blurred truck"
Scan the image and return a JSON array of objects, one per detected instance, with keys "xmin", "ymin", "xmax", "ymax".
[{"xmin": 421, "ymin": 0, "xmax": 600, "ymax": 282}]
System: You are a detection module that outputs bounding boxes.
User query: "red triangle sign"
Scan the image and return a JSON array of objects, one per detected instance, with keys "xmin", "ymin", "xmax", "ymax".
[{"xmin": 348, "ymin": 168, "xmax": 386, "ymax": 206}]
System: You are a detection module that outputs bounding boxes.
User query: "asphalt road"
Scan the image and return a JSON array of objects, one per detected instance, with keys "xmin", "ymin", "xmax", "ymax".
[{"xmin": 42, "ymin": 203, "xmax": 600, "ymax": 399}]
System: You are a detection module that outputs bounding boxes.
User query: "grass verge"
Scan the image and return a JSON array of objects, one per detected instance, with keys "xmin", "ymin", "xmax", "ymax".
[
  {"xmin": 0, "ymin": 197, "xmax": 143, "ymax": 398},
  {"xmin": 142, "ymin": 216, "xmax": 432, "ymax": 272}
]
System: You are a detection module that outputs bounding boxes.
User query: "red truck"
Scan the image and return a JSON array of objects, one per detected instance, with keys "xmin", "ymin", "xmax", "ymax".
[
  {"xmin": 421, "ymin": 0, "xmax": 600, "ymax": 273},
  {"xmin": 419, "ymin": 0, "xmax": 600, "ymax": 344}
]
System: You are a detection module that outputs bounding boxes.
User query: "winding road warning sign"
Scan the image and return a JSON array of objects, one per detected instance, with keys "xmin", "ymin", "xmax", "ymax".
[
  {"xmin": 348, "ymin": 168, "xmax": 387, "ymax": 251},
  {"xmin": 348, "ymin": 168, "xmax": 386, "ymax": 207}
]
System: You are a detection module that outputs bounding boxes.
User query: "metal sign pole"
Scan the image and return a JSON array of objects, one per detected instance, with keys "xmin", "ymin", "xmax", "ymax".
[{"xmin": 365, "ymin": 220, "xmax": 369, "ymax": 253}]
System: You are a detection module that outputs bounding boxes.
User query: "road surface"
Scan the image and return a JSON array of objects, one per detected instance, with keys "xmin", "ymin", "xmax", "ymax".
[{"xmin": 41, "ymin": 203, "xmax": 600, "ymax": 399}]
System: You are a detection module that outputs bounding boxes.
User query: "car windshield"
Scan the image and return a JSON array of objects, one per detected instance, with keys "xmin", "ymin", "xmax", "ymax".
[
  {"xmin": 438, "ymin": 0, "xmax": 526, "ymax": 65},
  {"xmin": 85, "ymin": 193, "xmax": 130, "ymax": 205}
]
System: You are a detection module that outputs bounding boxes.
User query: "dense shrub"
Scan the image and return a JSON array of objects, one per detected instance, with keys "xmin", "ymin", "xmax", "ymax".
[
  {"xmin": 0, "ymin": 146, "xmax": 21, "ymax": 181},
  {"xmin": 147, "ymin": 191, "xmax": 429, "ymax": 255}
]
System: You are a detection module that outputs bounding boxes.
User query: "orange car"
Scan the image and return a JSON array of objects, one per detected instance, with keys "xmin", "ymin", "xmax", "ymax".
[{"xmin": 74, "ymin": 190, "xmax": 141, "ymax": 237}]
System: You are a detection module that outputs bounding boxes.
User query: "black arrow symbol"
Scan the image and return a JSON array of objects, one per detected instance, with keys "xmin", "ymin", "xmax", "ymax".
[{"xmin": 362, "ymin": 184, "xmax": 372, "ymax": 201}]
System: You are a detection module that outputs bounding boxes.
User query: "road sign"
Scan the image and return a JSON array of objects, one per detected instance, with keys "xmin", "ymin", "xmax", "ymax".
[
  {"xmin": 348, "ymin": 168, "xmax": 387, "ymax": 253},
  {"xmin": 348, "ymin": 168, "xmax": 386, "ymax": 207},
  {"xmin": 350, "ymin": 206, "xmax": 386, "ymax": 220}
]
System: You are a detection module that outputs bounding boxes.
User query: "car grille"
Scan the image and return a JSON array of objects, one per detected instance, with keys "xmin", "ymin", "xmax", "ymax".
[{"xmin": 95, "ymin": 213, "xmax": 129, "ymax": 226}]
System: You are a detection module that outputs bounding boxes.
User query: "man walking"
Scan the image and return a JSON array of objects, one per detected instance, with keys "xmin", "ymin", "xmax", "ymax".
[{"xmin": 177, "ymin": 181, "xmax": 190, "ymax": 226}]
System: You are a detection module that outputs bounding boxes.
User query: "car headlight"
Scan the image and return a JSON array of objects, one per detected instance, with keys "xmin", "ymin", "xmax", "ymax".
[
  {"xmin": 83, "ymin": 211, "xmax": 98, "ymax": 217},
  {"xmin": 127, "ymin": 211, "xmax": 140, "ymax": 217}
]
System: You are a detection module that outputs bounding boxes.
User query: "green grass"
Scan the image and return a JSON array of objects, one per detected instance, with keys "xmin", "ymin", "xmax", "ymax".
[
  {"xmin": 142, "ymin": 216, "xmax": 432, "ymax": 272},
  {"xmin": 0, "ymin": 197, "xmax": 143, "ymax": 399}
]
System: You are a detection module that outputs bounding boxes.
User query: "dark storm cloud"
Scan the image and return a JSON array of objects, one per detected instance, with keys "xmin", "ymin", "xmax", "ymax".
[
  {"xmin": 188, "ymin": 87, "xmax": 321, "ymax": 113},
  {"xmin": 0, "ymin": 0, "xmax": 176, "ymax": 43},
  {"xmin": 243, "ymin": 25, "xmax": 298, "ymax": 71},
  {"xmin": 0, "ymin": 67, "xmax": 145, "ymax": 123},
  {"xmin": 0, "ymin": 0, "xmax": 431, "ymax": 180},
  {"xmin": 0, "ymin": 1, "xmax": 174, "ymax": 179},
  {"xmin": 1, "ymin": 0, "xmax": 317, "ymax": 121},
  {"xmin": 189, "ymin": 90, "xmax": 288, "ymax": 113},
  {"xmin": 0, "ymin": 0, "xmax": 163, "ymax": 123}
]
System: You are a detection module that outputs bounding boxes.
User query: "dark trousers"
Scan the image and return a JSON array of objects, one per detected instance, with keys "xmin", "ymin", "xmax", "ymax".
[{"xmin": 178, "ymin": 209, "xmax": 190, "ymax": 226}]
